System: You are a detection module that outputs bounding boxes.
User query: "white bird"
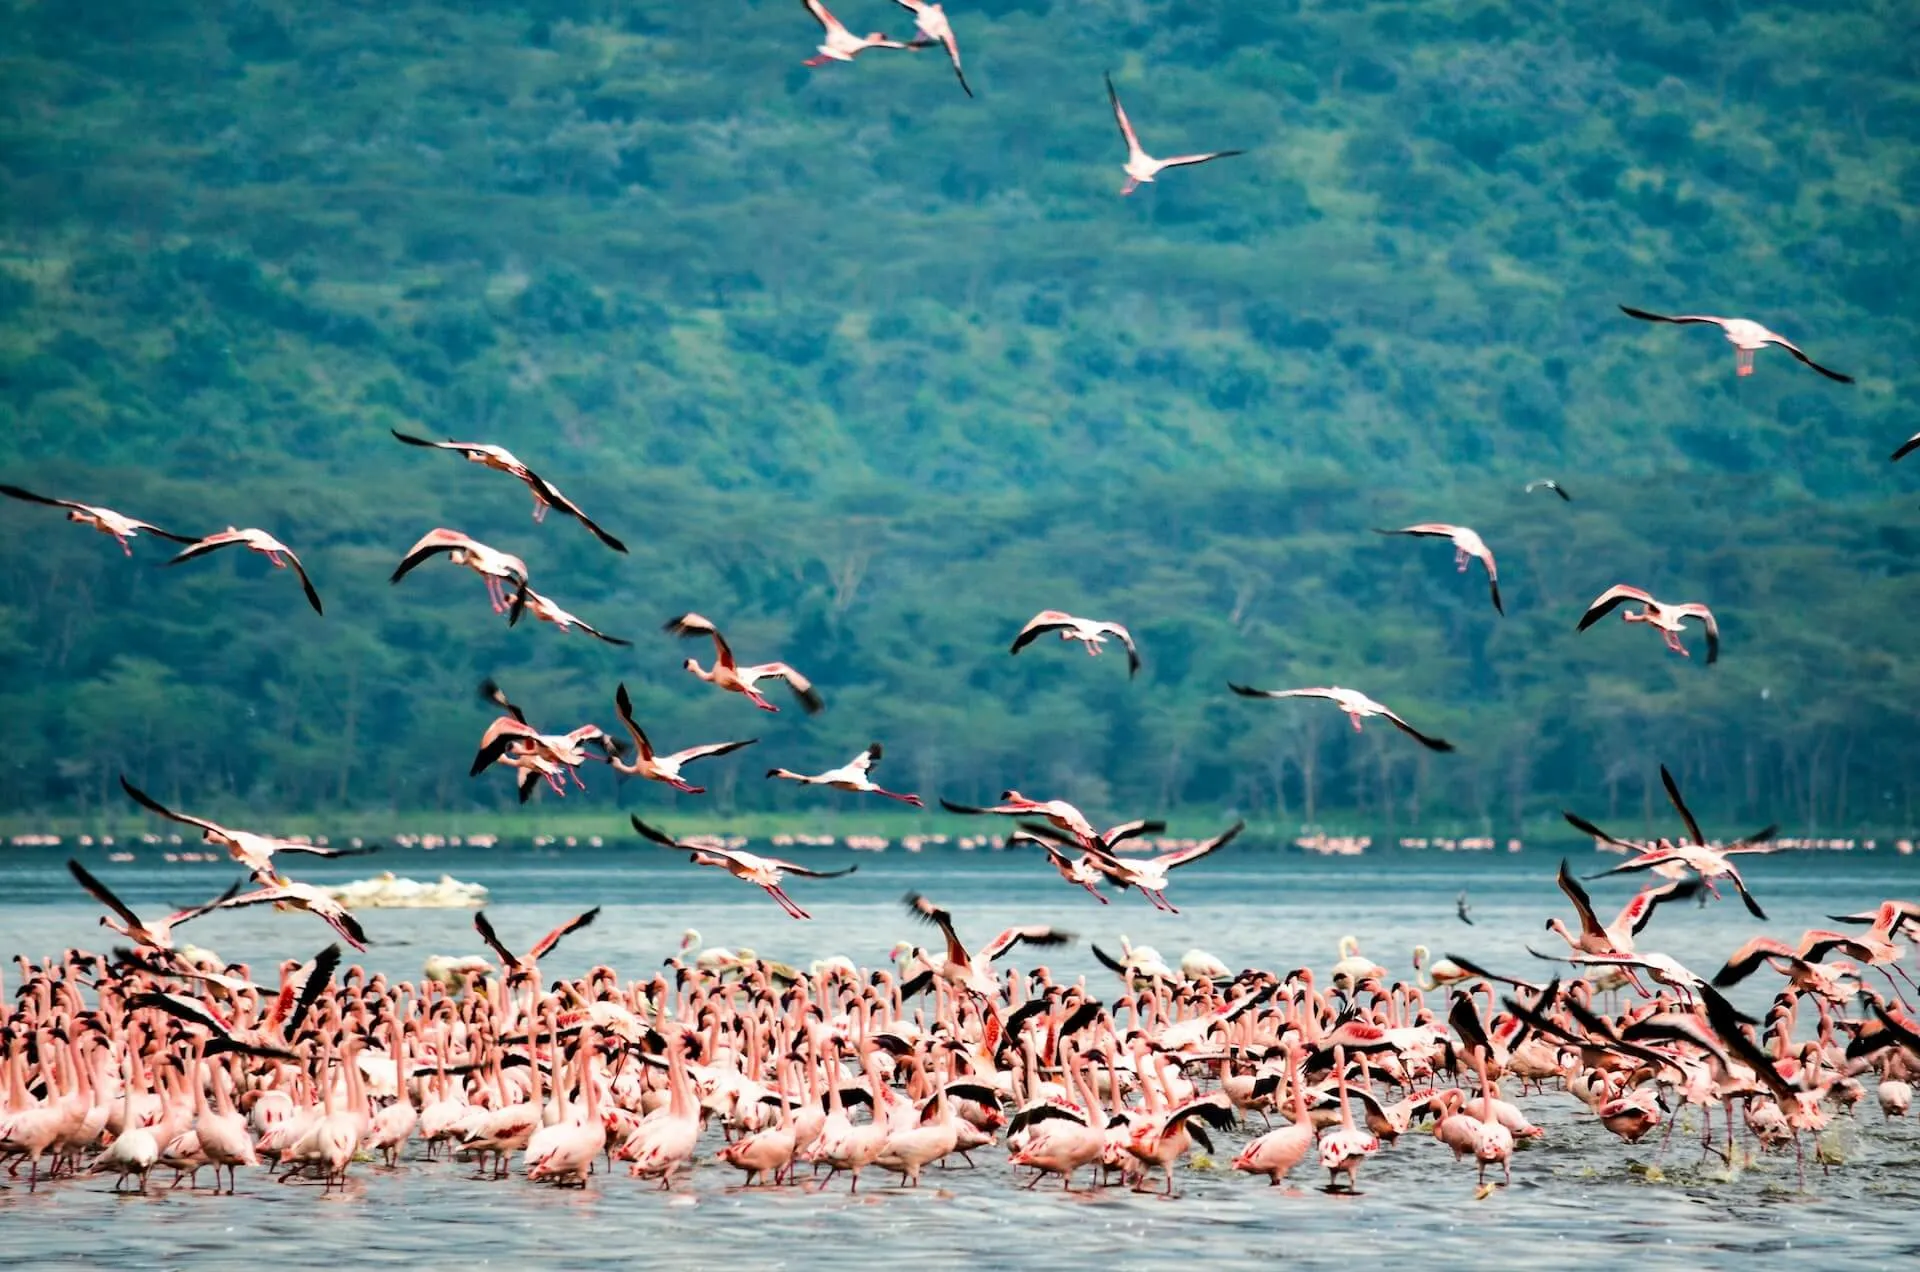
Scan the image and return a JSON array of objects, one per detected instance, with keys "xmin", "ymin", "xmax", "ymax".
[
  {"xmin": 767, "ymin": 742, "xmax": 926, "ymax": 807},
  {"xmin": 1081, "ymin": 821, "xmax": 1244, "ymax": 913},
  {"xmin": 633, "ymin": 816, "xmax": 858, "ymax": 920},
  {"xmin": 119, "ymin": 776, "xmax": 376, "ymax": 881},
  {"xmin": 1525, "ymin": 478, "xmax": 1572, "ymax": 501},
  {"xmin": 167, "ymin": 526, "xmax": 323, "ymax": 614},
  {"xmin": 1619, "ymin": 305, "xmax": 1852, "ymax": 382},
  {"xmin": 1009, "ymin": 610, "xmax": 1140, "ymax": 677},
  {"xmin": 1228, "ymin": 684, "xmax": 1453, "ymax": 752},
  {"xmin": 605, "ymin": 683, "xmax": 757, "ymax": 794},
  {"xmin": 506, "ymin": 585, "xmax": 630, "ymax": 645},
  {"xmin": 1180, "ymin": 948, "xmax": 1232, "ymax": 981},
  {"xmin": 389, "ymin": 431, "xmax": 624, "ymax": 550},
  {"xmin": 1105, "ymin": 71, "xmax": 1243, "ymax": 196},
  {"xmin": 1374, "ymin": 523, "xmax": 1503, "ymax": 615}
]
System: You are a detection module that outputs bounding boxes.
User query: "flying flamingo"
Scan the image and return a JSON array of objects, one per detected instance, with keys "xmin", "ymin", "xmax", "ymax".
[
  {"xmin": 1228, "ymin": 683, "xmax": 1454, "ymax": 752},
  {"xmin": 900, "ymin": 893, "xmax": 1073, "ymax": 998},
  {"xmin": 1576, "ymin": 585, "xmax": 1719, "ymax": 664},
  {"xmin": 472, "ymin": 907, "xmax": 600, "ymax": 981},
  {"xmin": 1006, "ymin": 830, "xmax": 1112, "ymax": 902},
  {"xmin": 389, "ymin": 430, "xmax": 625, "ymax": 550},
  {"xmin": 390, "ymin": 528, "xmax": 529, "ymax": 614},
  {"xmin": 209, "ymin": 880, "xmax": 371, "ymax": 950},
  {"xmin": 1541, "ymin": 857, "xmax": 1701, "ymax": 964},
  {"xmin": 0, "ymin": 485, "xmax": 193, "ymax": 555},
  {"xmin": 892, "ymin": 0, "xmax": 970, "ymax": 96},
  {"xmin": 766, "ymin": 742, "xmax": 926, "ymax": 806},
  {"xmin": 1570, "ymin": 766, "xmax": 1781, "ymax": 917},
  {"xmin": 119, "ymin": 775, "xmax": 377, "ymax": 880},
  {"xmin": 800, "ymin": 0, "xmax": 918, "ymax": 67},
  {"xmin": 166, "ymin": 527, "xmax": 323, "ymax": 614},
  {"xmin": 1105, "ymin": 71, "xmax": 1243, "ymax": 196},
  {"xmin": 1374, "ymin": 523, "xmax": 1503, "ymax": 615},
  {"xmin": 1525, "ymin": 479, "xmax": 1572, "ymax": 501},
  {"xmin": 604, "ymin": 682, "xmax": 757, "ymax": 794},
  {"xmin": 1075, "ymin": 820, "xmax": 1245, "ymax": 913},
  {"xmin": 631, "ymin": 815, "xmax": 857, "ymax": 919},
  {"xmin": 1009, "ymin": 610, "xmax": 1140, "ymax": 677},
  {"xmin": 940, "ymin": 790, "xmax": 1101, "ymax": 847},
  {"xmin": 663, "ymin": 612, "xmax": 824, "ymax": 714},
  {"xmin": 1618, "ymin": 305, "xmax": 1853, "ymax": 382},
  {"xmin": 506, "ymin": 585, "xmax": 630, "ymax": 645},
  {"xmin": 65, "ymin": 859, "xmax": 238, "ymax": 952}
]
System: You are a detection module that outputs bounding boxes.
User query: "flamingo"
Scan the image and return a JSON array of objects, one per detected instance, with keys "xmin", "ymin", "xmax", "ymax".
[
  {"xmin": 1104, "ymin": 71, "xmax": 1243, "ymax": 196},
  {"xmin": 891, "ymin": 0, "xmax": 969, "ymax": 96},
  {"xmin": 1576, "ymin": 585, "xmax": 1720, "ymax": 664},
  {"xmin": 767, "ymin": 742, "xmax": 925, "ymax": 807},
  {"xmin": 118, "ymin": 776, "xmax": 376, "ymax": 880},
  {"xmin": 1542, "ymin": 858, "xmax": 1699, "ymax": 973},
  {"xmin": 663, "ymin": 612, "xmax": 824, "ymax": 714},
  {"xmin": 1374, "ymin": 523, "xmax": 1503, "ymax": 615},
  {"xmin": 1078, "ymin": 820, "xmax": 1245, "ymax": 912},
  {"xmin": 0, "ymin": 485, "xmax": 193, "ymax": 555},
  {"xmin": 1006, "ymin": 830, "xmax": 1111, "ymax": 902},
  {"xmin": 800, "ymin": 0, "xmax": 918, "ymax": 68},
  {"xmin": 166, "ymin": 526, "xmax": 323, "ymax": 614},
  {"xmin": 506, "ymin": 586, "xmax": 630, "ymax": 645},
  {"xmin": 939, "ymin": 790, "xmax": 1101, "ymax": 847},
  {"xmin": 632, "ymin": 815, "xmax": 858, "ymax": 919},
  {"xmin": 389, "ymin": 430, "xmax": 625, "ymax": 550},
  {"xmin": 604, "ymin": 683, "xmax": 756, "ymax": 794},
  {"xmin": 1228, "ymin": 683, "xmax": 1453, "ymax": 751},
  {"xmin": 1618, "ymin": 305, "xmax": 1853, "ymax": 382},
  {"xmin": 1317, "ymin": 1046, "xmax": 1380, "ymax": 1192},
  {"xmin": 1525, "ymin": 479, "xmax": 1571, "ymax": 501},
  {"xmin": 900, "ymin": 893, "xmax": 1072, "ymax": 998},
  {"xmin": 1009, "ymin": 610, "xmax": 1140, "ymax": 677},
  {"xmin": 472, "ymin": 907, "xmax": 600, "ymax": 982},
  {"xmin": 65, "ymin": 859, "xmax": 237, "ymax": 951},
  {"xmin": 209, "ymin": 880, "xmax": 371, "ymax": 950},
  {"xmin": 1233, "ymin": 1044, "xmax": 1314, "ymax": 1184},
  {"xmin": 390, "ymin": 528, "xmax": 529, "ymax": 614}
]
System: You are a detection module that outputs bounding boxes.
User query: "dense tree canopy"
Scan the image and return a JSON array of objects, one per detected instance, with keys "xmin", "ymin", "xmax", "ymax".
[{"xmin": 1, "ymin": 0, "xmax": 1916, "ymax": 837}]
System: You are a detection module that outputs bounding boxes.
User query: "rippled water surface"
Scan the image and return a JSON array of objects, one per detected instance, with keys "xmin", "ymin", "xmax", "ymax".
[{"xmin": 4, "ymin": 842, "xmax": 1920, "ymax": 1270}]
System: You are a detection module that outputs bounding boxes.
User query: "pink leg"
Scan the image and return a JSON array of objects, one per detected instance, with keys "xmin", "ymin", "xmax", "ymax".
[
  {"xmin": 748, "ymin": 691, "xmax": 779, "ymax": 713},
  {"xmin": 1737, "ymin": 349, "xmax": 1755, "ymax": 377},
  {"xmin": 267, "ymin": 551, "xmax": 285, "ymax": 567},
  {"xmin": 670, "ymin": 779, "xmax": 705, "ymax": 795},
  {"xmin": 545, "ymin": 771, "xmax": 567, "ymax": 795},
  {"xmin": 118, "ymin": 537, "xmax": 134, "ymax": 557},
  {"xmin": 1349, "ymin": 714, "xmax": 1365, "ymax": 732}
]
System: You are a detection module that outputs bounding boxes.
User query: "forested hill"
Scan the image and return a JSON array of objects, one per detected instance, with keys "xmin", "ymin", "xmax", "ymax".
[{"xmin": 1, "ymin": 0, "xmax": 1917, "ymax": 837}]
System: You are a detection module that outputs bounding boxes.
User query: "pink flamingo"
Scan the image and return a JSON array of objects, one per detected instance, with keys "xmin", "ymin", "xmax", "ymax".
[
  {"xmin": 0, "ymin": 485, "xmax": 193, "ymax": 555},
  {"xmin": 1619, "ymin": 305, "xmax": 1852, "ymax": 382},
  {"xmin": 663, "ymin": 612, "xmax": 824, "ymax": 714},
  {"xmin": 766, "ymin": 742, "xmax": 926, "ymax": 807},
  {"xmin": 167, "ymin": 526, "xmax": 323, "ymax": 614}
]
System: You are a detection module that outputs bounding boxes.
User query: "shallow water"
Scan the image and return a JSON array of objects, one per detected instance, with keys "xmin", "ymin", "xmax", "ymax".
[{"xmin": 4, "ymin": 842, "xmax": 1919, "ymax": 1270}]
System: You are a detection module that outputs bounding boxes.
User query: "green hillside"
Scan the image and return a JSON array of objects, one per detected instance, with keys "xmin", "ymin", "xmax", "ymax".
[{"xmin": 1, "ymin": 0, "xmax": 1916, "ymax": 837}]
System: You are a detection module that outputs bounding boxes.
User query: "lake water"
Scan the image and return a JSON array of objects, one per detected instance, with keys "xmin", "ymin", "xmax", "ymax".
[{"xmin": 3, "ymin": 840, "xmax": 1919, "ymax": 1270}]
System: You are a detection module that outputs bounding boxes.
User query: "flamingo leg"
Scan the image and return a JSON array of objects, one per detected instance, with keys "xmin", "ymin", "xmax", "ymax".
[
  {"xmin": 531, "ymin": 494, "xmax": 549, "ymax": 523},
  {"xmin": 1348, "ymin": 713, "xmax": 1365, "ymax": 733},
  {"xmin": 746, "ymin": 690, "xmax": 779, "ymax": 713},
  {"xmin": 1737, "ymin": 348, "xmax": 1755, "ymax": 377},
  {"xmin": 117, "ymin": 536, "xmax": 134, "ymax": 557}
]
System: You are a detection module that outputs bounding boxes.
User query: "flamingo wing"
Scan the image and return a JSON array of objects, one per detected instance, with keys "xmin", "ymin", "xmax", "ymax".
[
  {"xmin": 1667, "ymin": 604, "xmax": 1719, "ymax": 664},
  {"xmin": 1096, "ymin": 622, "xmax": 1141, "ymax": 678},
  {"xmin": 981, "ymin": 925, "xmax": 1074, "ymax": 962},
  {"xmin": 669, "ymin": 737, "xmax": 758, "ymax": 766},
  {"xmin": 1009, "ymin": 610, "xmax": 1077, "ymax": 655},
  {"xmin": 802, "ymin": 0, "xmax": 845, "ymax": 34},
  {"xmin": 67, "ymin": 859, "xmax": 146, "ymax": 932},
  {"xmin": 611, "ymin": 683, "xmax": 655, "ymax": 759},
  {"xmin": 903, "ymin": 892, "xmax": 968, "ymax": 966},
  {"xmin": 1379, "ymin": 709, "xmax": 1454, "ymax": 753},
  {"xmin": 1762, "ymin": 333, "xmax": 1853, "ymax": 384},
  {"xmin": 1658, "ymin": 764, "xmax": 1707, "ymax": 846},
  {"xmin": 1525, "ymin": 479, "xmax": 1572, "ymax": 501},
  {"xmin": 528, "ymin": 906, "xmax": 601, "ymax": 959},
  {"xmin": 281, "ymin": 549, "xmax": 324, "ymax": 615},
  {"xmin": 162, "ymin": 877, "xmax": 247, "ymax": 926},
  {"xmin": 628, "ymin": 814, "xmax": 691, "ymax": 851},
  {"xmin": 662, "ymin": 612, "xmax": 735, "ymax": 670},
  {"xmin": 1576, "ymin": 584, "xmax": 1656, "ymax": 631},
  {"xmin": 165, "ymin": 531, "xmax": 250, "ymax": 565},
  {"xmin": 1104, "ymin": 72, "xmax": 1143, "ymax": 159},
  {"xmin": 1560, "ymin": 809, "xmax": 1645, "ymax": 854},
  {"xmin": 1155, "ymin": 150, "xmax": 1245, "ymax": 170},
  {"xmin": 1623, "ymin": 878, "xmax": 1702, "ymax": 937},
  {"xmin": 472, "ymin": 910, "xmax": 519, "ymax": 966},
  {"xmin": 389, "ymin": 533, "xmax": 463, "ymax": 584},
  {"xmin": 119, "ymin": 775, "xmax": 231, "ymax": 840},
  {"xmin": 388, "ymin": 429, "xmax": 473, "ymax": 454},
  {"xmin": 1101, "ymin": 818, "xmax": 1165, "ymax": 848},
  {"xmin": 850, "ymin": 742, "xmax": 882, "ymax": 776},
  {"xmin": 285, "ymin": 943, "xmax": 342, "ymax": 1037},
  {"xmin": 756, "ymin": 662, "xmax": 824, "ymax": 713},
  {"xmin": 1228, "ymin": 683, "xmax": 1336, "ymax": 701},
  {"xmin": 523, "ymin": 470, "xmax": 628, "ymax": 553},
  {"xmin": 1554, "ymin": 858, "xmax": 1606, "ymax": 941},
  {"xmin": 0, "ymin": 484, "xmax": 89, "ymax": 513},
  {"xmin": 1618, "ymin": 305, "xmax": 1727, "ymax": 327},
  {"xmin": 1893, "ymin": 433, "xmax": 1920, "ymax": 462},
  {"xmin": 765, "ymin": 858, "xmax": 858, "ymax": 880},
  {"xmin": 1151, "ymin": 819, "xmax": 1245, "ymax": 870}
]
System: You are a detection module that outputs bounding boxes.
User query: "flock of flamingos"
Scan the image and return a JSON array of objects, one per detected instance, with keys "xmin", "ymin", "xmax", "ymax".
[{"xmin": 5, "ymin": 0, "xmax": 1920, "ymax": 1217}]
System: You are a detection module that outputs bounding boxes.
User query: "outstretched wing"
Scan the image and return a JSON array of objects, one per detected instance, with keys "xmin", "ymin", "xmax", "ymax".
[
  {"xmin": 1577, "ymin": 585, "xmax": 1655, "ymax": 632},
  {"xmin": 528, "ymin": 907, "xmax": 601, "ymax": 959},
  {"xmin": 120, "ymin": 775, "xmax": 229, "ymax": 839},
  {"xmin": 629, "ymin": 814, "xmax": 690, "ymax": 851},
  {"xmin": 662, "ymin": 613, "xmax": 734, "ymax": 669},
  {"xmin": 68, "ymin": 859, "xmax": 144, "ymax": 932},
  {"xmin": 1009, "ymin": 610, "xmax": 1076, "ymax": 655},
  {"xmin": 1618, "ymin": 305, "xmax": 1726, "ymax": 327},
  {"xmin": 1893, "ymin": 433, "xmax": 1920, "ymax": 463},
  {"xmin": 1104, "ymin": 73, "xmax": 1141, "ymax": 158},
  {"xmin": 1762, "ymin": 333, "xmax": 1853, "ymax": 384},
  {"xmin": 981, "ymin": 925, "xmax": 1074, "ymax": 962},
  {"xmin": 1098, "ymin": 622, "xmax": 1141, "ymax": 678},
  {"xmin": 1555, "ymin": 858, "xmax": 1604, "ymax": 940},
  {"xmin": 1151, "ymin": 820, "xmax": 1244, "ymax": 869},
  {"xmin": 1659, "ymin": 764, "xmax": 1706, "ymax": 846},
  {"xmin": 473, "ymin": 910, "xmax": 518, "ymax": 966},
  {"xmin": 0, "ymin": 484, "xmax": 87, "ymax": 512},
  {"xmin": 283, "ymin": 549, "xmax": 324, "ymax": 616},
  {"xmin": 523, "ymin": 470, "xmax": 628, "ymax": 553},
  {"xmin": 611, "ymin": 682, "xmax": 654, "ymax": 760},
  {"xmin": 1379, "ymin": 708, "xmax": 1454, "ymax": 753}
]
